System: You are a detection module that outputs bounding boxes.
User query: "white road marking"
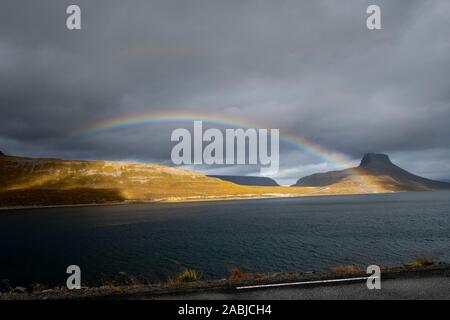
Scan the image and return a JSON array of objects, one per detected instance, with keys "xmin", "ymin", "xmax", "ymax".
[{"xmin": 236, "ymin": 276, "xmax": 380, "ymax": 290}]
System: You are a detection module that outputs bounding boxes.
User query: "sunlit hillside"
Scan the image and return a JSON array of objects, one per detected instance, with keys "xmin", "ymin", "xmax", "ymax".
[
  {"xmin": 0, "ymin": 154, "xmax": 434, "ymax": 208},
  {"xmin": 0, "ymin": 155, "xmax": 313, "ymax": 207},
  {"xmin": 294, "ymin": 153, "xmax": 450, "ymax": 192}
]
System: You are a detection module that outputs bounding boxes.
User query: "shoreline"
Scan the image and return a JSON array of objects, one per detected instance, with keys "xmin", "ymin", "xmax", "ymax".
[{"xmin": 0, "ymin": 190, "xmax": 401, "ymax": 211}]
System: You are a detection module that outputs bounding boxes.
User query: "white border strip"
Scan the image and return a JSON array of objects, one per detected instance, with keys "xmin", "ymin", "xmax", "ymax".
[{"xmin": 236, "ymin": 276, "xmax": 379, "ymax": 290}]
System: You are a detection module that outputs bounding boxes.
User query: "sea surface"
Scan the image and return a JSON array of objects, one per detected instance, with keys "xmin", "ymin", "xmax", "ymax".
[{"xmin": 0, "ymin": 191, "xmax": 449, "ymax": 286}]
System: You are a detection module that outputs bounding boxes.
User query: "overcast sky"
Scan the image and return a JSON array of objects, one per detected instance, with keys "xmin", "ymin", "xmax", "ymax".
[{"xmin": 1, "ymin": 0, "xmax": 449, "ymax": 185}]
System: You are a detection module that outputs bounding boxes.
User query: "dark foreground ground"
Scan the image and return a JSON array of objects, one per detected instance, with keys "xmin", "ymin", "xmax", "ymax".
[
  {"xmin": 1, "ymin": 262, "xmax": 449, "ymax": 300},
  {"xmin": 153, "ymin": 276, "xmax": 450, "ymax": 300}
]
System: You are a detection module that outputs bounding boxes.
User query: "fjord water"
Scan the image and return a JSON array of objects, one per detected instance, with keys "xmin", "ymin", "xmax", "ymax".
[{"xmin": 0, "ymin": 191, "xmax": 449, "ymax": 286}]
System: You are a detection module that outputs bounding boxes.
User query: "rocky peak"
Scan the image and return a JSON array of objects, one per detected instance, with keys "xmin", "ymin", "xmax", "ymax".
[{"xmin": 360, "ymin": 153, "xmax": 393, "ymax": 167}]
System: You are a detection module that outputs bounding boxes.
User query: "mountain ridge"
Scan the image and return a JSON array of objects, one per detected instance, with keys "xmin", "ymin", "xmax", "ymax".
[
  {"xmin": 207, "ymin": 175, "xmax": 279, "ymax": 186},
  {"xmin": 1, "ymin": 153, "xmax": 449, "ymax": 208},
  {"xmin": 293, "ymin": 153, "xmax": 450, "ymax": 191},
  {"xmin": 0, "ymin": 155, "xmax": 317, "ymax": 207}
]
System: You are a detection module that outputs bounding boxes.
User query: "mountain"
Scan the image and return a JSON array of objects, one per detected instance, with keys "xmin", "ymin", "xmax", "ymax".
[
  {"xmin": 1, "ymin": 153, "xmax": 448, "ymax": 208},
  {"xmin": 207, "ymin": 175, "xmax": 279, "ymax": 186},
  {"xmin": 0, "ymin": 150, "xmax": 5, "ymax": 156},
  {"xmin": 0, "ymin": 155, "xmax": 317, "ymax": 207},
  {"xmin": 293, "ymin": 153, "xmax": 450, "ymax": 191}
]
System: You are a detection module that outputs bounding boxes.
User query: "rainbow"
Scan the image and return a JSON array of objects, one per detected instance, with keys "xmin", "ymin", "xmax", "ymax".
[{"xmin": 67, "ymin": 112, "xmax": 371, "ymax": 191}]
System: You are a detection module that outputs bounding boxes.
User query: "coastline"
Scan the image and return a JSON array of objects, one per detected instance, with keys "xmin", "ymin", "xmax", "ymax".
[{"xmin": 0, "ymin": 190, "xmax": 400, "ymax": 211}]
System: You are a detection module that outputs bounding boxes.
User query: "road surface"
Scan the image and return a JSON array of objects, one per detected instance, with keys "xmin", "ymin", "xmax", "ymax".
[{"xmin": 149, "ymin": 276, "xmax": 450, "ymax": 300}]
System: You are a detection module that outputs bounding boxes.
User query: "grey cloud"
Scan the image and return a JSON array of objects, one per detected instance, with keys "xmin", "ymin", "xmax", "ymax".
[{"xmin": 1, "ymin": 0, "xmax": 449, "ymax": 182}]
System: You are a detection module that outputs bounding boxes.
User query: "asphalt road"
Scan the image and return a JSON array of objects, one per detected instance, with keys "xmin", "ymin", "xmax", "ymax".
[{"xmin": 151, "ymin": 276, "xmax": 450, "ymax": 300}]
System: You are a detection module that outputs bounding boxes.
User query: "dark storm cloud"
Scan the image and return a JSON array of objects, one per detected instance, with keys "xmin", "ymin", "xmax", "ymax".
[{"xmin": 1, "ymin": 0, "xmax": 449, "ymax": 183}]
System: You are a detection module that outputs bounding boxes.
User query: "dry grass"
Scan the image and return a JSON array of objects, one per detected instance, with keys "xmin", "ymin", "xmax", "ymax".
[
  {"xmin": 101, "ymin": 281, "xmax": 124, "ymax": 293},
  {"xmin": 406, "ymin": 257, "xmax": 434, "ymax": 268},
  {"xmin": 0, "ymin": 156, "xmax": 316, "ymax": 207},
  {"xmin": 0, "ymin": 155, "xmax": 409, "ymax": 208},
  {"xmin": 228, "ymin": 267, "xmax": 247, "ymax": 281},
  {"xmin": 227, "ymin": 267, "xmax": 260, "ymax": 283},
  {"xmin": 228, "ymin": 267, "xmax": 245, "ymax": 280},
  {"xmin": 168, "ymin": 269, "xmax": 200, "ymax": 285},
  {"xmin": 330, "ymin": 264, "xmax": 361, "ymax": 274}
]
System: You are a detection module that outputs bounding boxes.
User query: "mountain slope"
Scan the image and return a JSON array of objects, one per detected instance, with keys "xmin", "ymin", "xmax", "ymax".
[
  {"xmin": 0, "ymin": 155, "xmax": 318, "ymax": 207},
  {"xmin": 207, "ymin": 175, "xmax": 279, "ymax": 186},
  {"xmin": 293, "ymin": 153, "xmax": 450, "ymax": 191},
  {"xmin": 1, "ymin": 153, "xmax": 448, "ymax": 208}
]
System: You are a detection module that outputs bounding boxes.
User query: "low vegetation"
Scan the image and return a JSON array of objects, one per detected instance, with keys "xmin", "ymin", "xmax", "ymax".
[
  {"xmin": 168, "ymin": 269, "xmax": 200, "ymax": 284},
  {"xmin": 405, "ymin": 258, "xmax": 434, "ymax": 268},
  {"xmin": 100, "ymin": 281, "xmax": 124, "ymax": 294},
  {"xmin": 228, "ymin": 267, "xmax": 246, "ymax": 281},
  {"xmin": 330, "ymin": 264, "xmax": 361, "ymax": 274},
  {"xmin": 227, "ymin": 267, "xmax": 258, "ymax": 282}
]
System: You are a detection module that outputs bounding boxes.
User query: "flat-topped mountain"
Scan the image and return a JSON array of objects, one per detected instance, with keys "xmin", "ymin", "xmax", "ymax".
[
  {"xmin": 207, "ymin": 175, "xmax": 279, "ymax": 186},
  {"xmin": 293, "ymin": 153, "xmax": 450, "ymax": 191},
  {"xmin": 360, "ymin": 153, "xmax": 393, "ymax": 167}
]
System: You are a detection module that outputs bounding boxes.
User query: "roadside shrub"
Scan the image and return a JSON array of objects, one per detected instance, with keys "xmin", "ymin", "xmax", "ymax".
[
  {"xmin": 228, "ymin": 267, "xmax": 256, "ymax": 281},
  {"xmin": 101, "ymin": 280, "xmax": 124, "ymax": 293},
  {"xmin": 407, "ymin": 257, "xmax": 434, "ymax": 268},
  {"xmin": 330, "ymin": 264, "xmax": 361, "ymax": 274},
  {"xmin": 170, "ymin": 269, "xmax": 200, "ymax": 284},
  {"xmin": 228, "ymin": 267, "xmax": 245, "ymax": 281}
]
